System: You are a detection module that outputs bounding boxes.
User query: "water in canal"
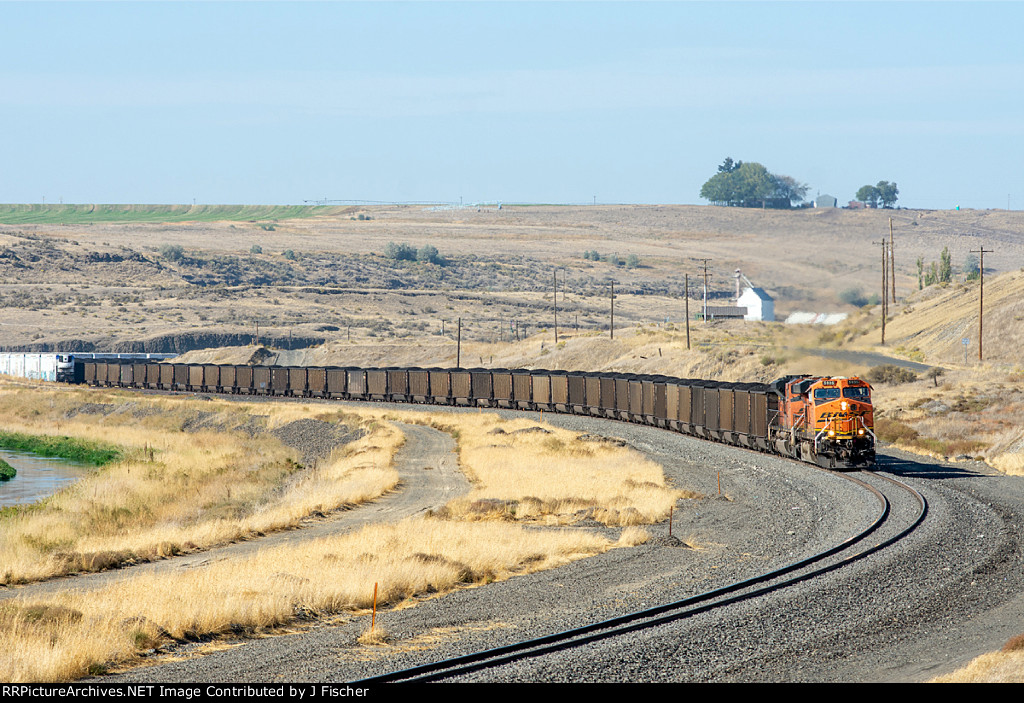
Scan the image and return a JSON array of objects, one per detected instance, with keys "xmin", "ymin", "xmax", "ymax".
[{"xmin": 0, "ymin": 449, "xmax": 92, "ymax": 509}]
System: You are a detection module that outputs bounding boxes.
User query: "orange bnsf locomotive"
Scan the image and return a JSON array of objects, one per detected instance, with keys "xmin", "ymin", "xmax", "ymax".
[
  {"xmin": 71, "ymin": 360, "xmax": 876, "ymax": 471},
  {"xmin": 769, "ymin": 375, "xmax": 875, "ymax": 469}
]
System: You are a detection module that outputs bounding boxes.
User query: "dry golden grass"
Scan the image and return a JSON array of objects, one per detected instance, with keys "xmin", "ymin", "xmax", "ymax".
[
  {"xmin": 0, "ymin": 517, "xmax": 610, "ymax": 682},
  {"xmin": 0, "ymin": 382, "xmax": 401, "ymax": 584},
  {"xmin": 0, "ymin": 388, "xmax": 694, "ymax": 681},
  {"xmin": 930, "ymin": 643, "xmax": 1024, "ymax": 683},
  {"xmin": 357, "ymin": 626, "xmax": 391, "ymax": 646},
  {"xmin": 863, "ymin": 366, "xmax": 1024, "ymax": 475},
  {"xmin": 870, "ymin": 270, "xmax": 1024, "ymax": 367},
  {"xmin": 349, "ymin": 407, "xmax": 698, "ymax": 526},
  {"xmin": 616, "ymin": 526, "xmax": 651, "ymax": 546}
]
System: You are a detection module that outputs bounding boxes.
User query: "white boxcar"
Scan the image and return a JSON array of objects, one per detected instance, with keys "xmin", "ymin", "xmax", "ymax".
[{"xmin": 0, "ymin": 353, "xmax": 61, "ymax": 382}]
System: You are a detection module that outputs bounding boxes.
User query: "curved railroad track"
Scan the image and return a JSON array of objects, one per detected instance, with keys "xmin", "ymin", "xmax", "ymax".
[
  {"xmin": 101, "ymin": 406, "xmax": 1024, "ymax": 684},
  {"xmin": 355, "ymin": 467, "xmax": 927, "ymax": 683}
]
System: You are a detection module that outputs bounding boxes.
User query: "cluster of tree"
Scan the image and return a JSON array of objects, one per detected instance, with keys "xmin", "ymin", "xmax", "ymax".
[
  {"xmin": 384, "ymin": 242, "xmax": 445, "ymax": 265},
  {"xmin": 855, "ymin": 181, "xmax": 899, "ymax": 208},
  {"xmin": 581, "ymin": 250, "xmax": 640, "ymax": 268},
  {"xmin": 916, "ymin": 248, "xmax": 980, "ymax": 289},
  {"xmin": 917, "ymin": 247, "xmax": 952, "ymax": 288},
  {"xmin": 700, "ymin": 158, "xmax": 809, "ymax": 208}
]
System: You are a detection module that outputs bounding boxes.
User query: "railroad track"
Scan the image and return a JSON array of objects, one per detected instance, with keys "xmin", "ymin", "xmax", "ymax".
[{"xmin": 355, "ymin": 468, "xmax": 926, "ymax": 683}]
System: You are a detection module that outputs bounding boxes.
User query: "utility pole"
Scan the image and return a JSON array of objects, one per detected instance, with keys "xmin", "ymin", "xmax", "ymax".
[
  {"xmin": 456, "ymin": 317, "xmax": 462, "ymax": 368},
  {"xmin": 553, "ymin": 269, "xmax": 559, "ymax": 344},
  {"xmin": 685, "ymin": 273, "xmax": 691, "ymax": 350},
  {"xmin": 698, "ymin": 258, "xmax": 711, "ymax": 322},
  {"xmin": 971, "ymin": 247, "xmax": 993, "ymax": 361},
  {"xmin": 609, "ymin": 281, "xmax": 615, "ymax": 340},
  {"xmin": 876, "ymin": 240, "xmax": 888, "ymax": 345},
  {"xmin": 889, "ymin": 217, "xmax": 896, "ymax": 304}
]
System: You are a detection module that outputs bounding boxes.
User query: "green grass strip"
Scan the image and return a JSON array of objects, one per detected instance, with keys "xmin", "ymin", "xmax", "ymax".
[
  {"xmin": 0, "ymin": 203, "xmax": 345, "ymax": 225},
  {"xmin": 0, "ymin": 431, "xmax": 120, "ymax": 466},
  {"xmin": 0, "ymin": 458, "xmax": 15, "ymax": 481}
]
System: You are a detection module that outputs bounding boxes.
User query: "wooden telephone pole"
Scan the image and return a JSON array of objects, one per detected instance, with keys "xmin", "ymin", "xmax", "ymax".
[
  {"xmin": 970, "ymin": 247, "xmax": 993, "ymax": 361},
  {"xmin": 889, "ymin": 217, "xmax": 896, "ymax": 303},
  {"xmin": 879, "ymin": 240, "xmax": 888, "ymax": 344},
  {"xmin": 553, "ymin": 269, "xmax": 558, "ymax": 344},
  {"xmin": 698, "ymin": 259, "xmax": 711, "ymax": 322},
  {"xmin": 609, "ymin": 281, "xmax": 615, "ymax": 340},
  {"xmin": 685, "ymin": 273, "xmax": 691, "ymax": 350}
]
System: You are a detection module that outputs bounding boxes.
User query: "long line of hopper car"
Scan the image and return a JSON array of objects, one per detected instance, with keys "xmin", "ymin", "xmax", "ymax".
[{"xmin": 73, "ymin": 360, "xmax": 875, "ymax": 469}]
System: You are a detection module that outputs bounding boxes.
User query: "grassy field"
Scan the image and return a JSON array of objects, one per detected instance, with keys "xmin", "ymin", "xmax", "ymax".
[
  {"xmin": 0, "ymin": 381, "xmax": 401, "ymax": 584},
  {"xmin": 0, "ymin": 388, "xmax": 690, "ymax": 681},
  {"xmin": 0, "ymin": 204, "xmax": 345, "ymax": 225},
  {"xmin": 0, "ymin": 430, "xmax": 120, "ymax": 466}
]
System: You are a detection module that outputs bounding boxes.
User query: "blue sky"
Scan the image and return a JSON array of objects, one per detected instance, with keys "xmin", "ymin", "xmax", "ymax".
[{"xmin": 2, "ymin": 1, "xmax": 1022, "ymax": 209}]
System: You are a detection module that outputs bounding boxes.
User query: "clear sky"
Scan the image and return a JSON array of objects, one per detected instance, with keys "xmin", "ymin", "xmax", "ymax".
[{"xmin": 2, "ymin": 1, "xmax": 1022, "ymax": 209}]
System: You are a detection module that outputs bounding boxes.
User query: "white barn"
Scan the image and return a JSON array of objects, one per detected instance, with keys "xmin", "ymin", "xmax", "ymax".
[
  {"xmin": 814, "ymin": 194, "xmax": 837, "ymax": 208},
  {"xmin": 738, "ymin": 287, "xmax": 775, "ymax": 322}
]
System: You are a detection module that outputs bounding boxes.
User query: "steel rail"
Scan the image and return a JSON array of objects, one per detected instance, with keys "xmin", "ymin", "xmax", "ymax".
[{"xmin": 354, "ymin": 469, "xmax": 926, "ymax": 683}]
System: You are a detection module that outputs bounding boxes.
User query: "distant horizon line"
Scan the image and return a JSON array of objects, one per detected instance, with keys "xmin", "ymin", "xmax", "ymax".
[{"xmin": 0, "ymin": 201, "xmax": 1012, "ymax": 212}]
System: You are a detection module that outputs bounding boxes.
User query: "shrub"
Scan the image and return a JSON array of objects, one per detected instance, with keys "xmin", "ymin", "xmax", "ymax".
[
  {"xmin": 282, "ymin": 250, "xmax": 297, "ymax": 261},
  {"xmin": 159, "ymin": 244, "xmax": 184, "ymax": 262},
  {"xmin": 384, "ymin": 242, "xmax": 416, "ymax": 261},
  {"xmin": 416, "ymin": 245, "xmax": 443, "ymax": 265},
  {"xmin": 250, "ymin": 244, "xmax": 263, "ymax": 254},
  {"xmin": 625, "ymin": 254, "xmax": 640, "ymax": 269},
  {"xmin": 0, "ymin": 458, "xmax": 15, "ymax": 481},
  {"xmin": 875, "ymin": 418, "xmax": 919, "ymax": 444},
  {"xmin": 1002, "ymin": 634, "xmax": 1024, "ymax": 653},
  {"xmin": 866, "ymin": 365, "xmax": 917, "ymax": 385},
  {"xmin": 838, "ymin": 287, "xmax": 869, "ymax": 307}
]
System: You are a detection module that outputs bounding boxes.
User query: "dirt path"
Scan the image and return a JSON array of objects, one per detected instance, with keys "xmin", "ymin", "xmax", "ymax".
[
  {"xmin": 796, "ymin": 347, "xmax": 935, "ymax": 371},
  {"xmin": 0, "ymin": 422, "xmax": 466, "ymax": 601}
]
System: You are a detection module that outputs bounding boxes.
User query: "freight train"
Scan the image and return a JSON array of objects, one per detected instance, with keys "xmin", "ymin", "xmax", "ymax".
[
  {"xmin": 69, "ymin": 360, "xmax": 876, "ymax": 470},
  {"xmin": 0, "ymin": 352, "xmax": 176, "ymax": 383}
]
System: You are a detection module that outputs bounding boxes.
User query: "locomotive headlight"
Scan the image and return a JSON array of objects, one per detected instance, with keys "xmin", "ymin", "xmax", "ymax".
[
  {"xmin": 858, "ymin": 428, "xmax": 865, "ymax": 435},
  {"xmin": 828, "ymin": 429, "xmax": 835, "ymax": 437},
  {"xmin": 841, "ymin": 401, "xmax": 848, "ymax": 411}
]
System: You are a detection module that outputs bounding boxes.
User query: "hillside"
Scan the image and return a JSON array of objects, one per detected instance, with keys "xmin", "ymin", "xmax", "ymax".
[
  {"xmin": 820, "ymin": 268, "xmax": 1024, "ymax": 368},
  {"xmin": 2, "ymin": 204, "xmax": 1023, "ymax": 355}
]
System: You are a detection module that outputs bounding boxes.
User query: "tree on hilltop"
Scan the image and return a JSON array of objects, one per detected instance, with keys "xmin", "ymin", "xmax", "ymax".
[
  {"xmin": 700, "ymin": 158, "xmax": 807, "ymax": 208},
  {"xmin": 876, "ymin": 181, "xmax": 899, "ymax": 208},
  {"xmin": 856, "ymin": 181, "xmax": 899, "ymax": 208},
  {"xmin": 856, "ymin": 185, "xmax": 880, "ymax": 208}
]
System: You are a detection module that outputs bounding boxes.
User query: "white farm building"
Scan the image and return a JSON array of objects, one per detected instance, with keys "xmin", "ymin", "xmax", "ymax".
[{"xmin": 738, "ymin": 287, "xmax": 775, "ymax": 322}]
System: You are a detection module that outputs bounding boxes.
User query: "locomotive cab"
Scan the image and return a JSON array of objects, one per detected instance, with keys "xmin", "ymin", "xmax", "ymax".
[{"xmin": 772, "ymin": 375, "xmax": 875, "ymax": 469}]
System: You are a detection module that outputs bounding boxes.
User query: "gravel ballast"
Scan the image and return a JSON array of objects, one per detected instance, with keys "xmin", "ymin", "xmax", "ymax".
[{"xmin": 103, "ymin": 405, "xmax": 1024, "ymax": 683}]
